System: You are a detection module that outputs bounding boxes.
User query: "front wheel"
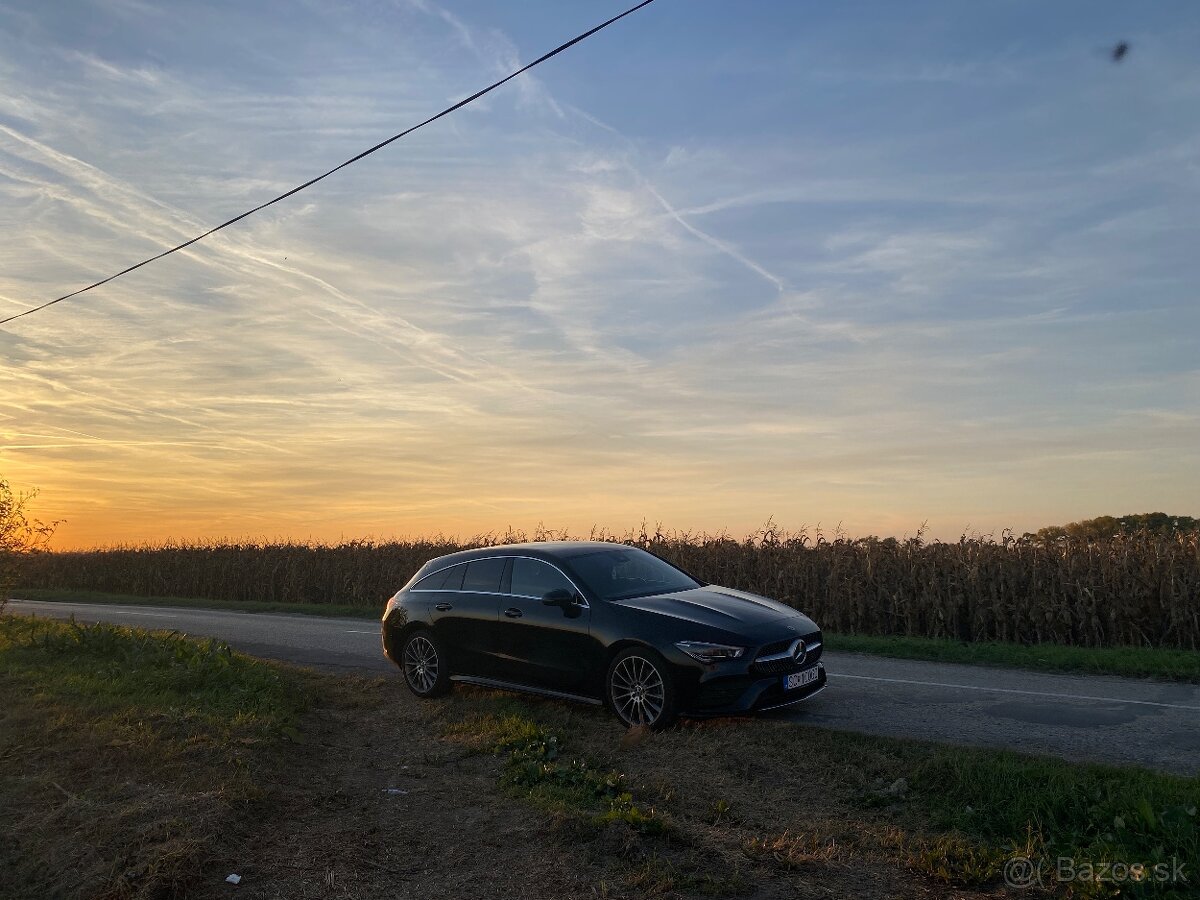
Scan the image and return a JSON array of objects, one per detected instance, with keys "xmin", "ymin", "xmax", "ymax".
[
  {"xmin": 400, "ymin": 629, "xmax": 451, "ymax": 698},
  {"xmin": 606, "ymin": 647, "xmax": 679, "ymax": 729}
]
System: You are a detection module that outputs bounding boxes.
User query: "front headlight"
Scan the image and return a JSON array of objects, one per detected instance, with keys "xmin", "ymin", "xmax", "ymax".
[{"xmin": 674, "ymin": 641, "xmax": 745, "ymax": 663}]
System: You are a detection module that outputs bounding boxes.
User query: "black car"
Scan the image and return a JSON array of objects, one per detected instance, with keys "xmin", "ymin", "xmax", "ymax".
[{"xmin": 381, "ymin": 542, "xmax": 826, "ymax": 728}]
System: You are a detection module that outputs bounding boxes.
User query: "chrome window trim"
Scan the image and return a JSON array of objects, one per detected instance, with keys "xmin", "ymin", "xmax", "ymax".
[
  {"xmin": 430, "ymin": 589, "xmax": 509, "ymax": 598},
  {"xmin": 408, "ymin": 554, "xmax": 590, "ymax": 608}
]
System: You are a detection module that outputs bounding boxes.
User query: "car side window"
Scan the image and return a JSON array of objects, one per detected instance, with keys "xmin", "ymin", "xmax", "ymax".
[
  {"xmin": 413, "ymin": 564, "xmax": 466, "ymax": 591},
  {"xmin": 462, "ymin": 557, "xmax": 506, "ymax": 593},
  {"xmin": 412, "ymin": 568, "xmax": 446, "ymax": 591},
  {"xmin": 440, "ymin": 564, "xmax": 466, "ymax": 591},
  {"xmin": 511, "ymin": 558, "xmax": 574, "ymax": 599}
]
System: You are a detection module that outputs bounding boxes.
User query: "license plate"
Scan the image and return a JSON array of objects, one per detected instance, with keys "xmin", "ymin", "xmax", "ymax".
[{"xmin": 783, "ymin": 666, "xmax": 819, "ymax": 691}]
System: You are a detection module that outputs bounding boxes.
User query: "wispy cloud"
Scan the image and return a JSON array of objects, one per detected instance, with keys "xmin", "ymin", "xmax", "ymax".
[{"xmin": 1, "ymin": 0, "xmax": 1197, "ymax": 546}]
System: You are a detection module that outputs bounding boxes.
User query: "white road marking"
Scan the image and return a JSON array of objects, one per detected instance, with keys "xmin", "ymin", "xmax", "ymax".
[
  {"xmin": 346, "ymin": 630, "xmax": 378, "ymax": 634},
  {"xmin": 830, "ymin": 673, "xmax": 1200, "ymax": 712},
  {"xmin": 10, "ymin": 600, "xmax": 179, "ymax": 618}
]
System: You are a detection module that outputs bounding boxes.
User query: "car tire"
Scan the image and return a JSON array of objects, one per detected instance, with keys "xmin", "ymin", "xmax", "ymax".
[
  {"xmin": 606, "ymin": 647, "xmax": 679, "ymax": 729},
  {"xmin": 399, "ymin": 629, "xmax": 451, "ymax": 698}
]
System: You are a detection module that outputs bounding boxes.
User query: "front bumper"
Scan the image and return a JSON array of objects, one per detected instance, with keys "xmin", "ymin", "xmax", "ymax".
[{"xmin": 683, "ymin": 661, "xmax": 827, "ymax": 716}]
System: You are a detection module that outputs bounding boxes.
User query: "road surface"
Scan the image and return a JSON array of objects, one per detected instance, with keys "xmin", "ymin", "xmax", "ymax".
[{"xmin": 10, "ymin": 597, "xmax": 1199, "ymax": 776}]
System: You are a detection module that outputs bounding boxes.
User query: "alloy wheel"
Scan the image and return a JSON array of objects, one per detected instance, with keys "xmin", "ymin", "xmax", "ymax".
[
  {"xmin": 610, "ymin": 655, "xmax": 666, "ymax": 726},
  {"xmin": 403, "ymin": 634, "xmax": 440, "ymax": 694}
]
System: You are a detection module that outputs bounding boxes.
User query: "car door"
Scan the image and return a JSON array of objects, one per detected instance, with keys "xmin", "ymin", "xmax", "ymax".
[
  {"xmin": 425, "ymin": 558, "xmax": 506, "ymax": 676},
  {"xmin": 494, "ymin": 557, "xmax": 598, "ymax": 693}
]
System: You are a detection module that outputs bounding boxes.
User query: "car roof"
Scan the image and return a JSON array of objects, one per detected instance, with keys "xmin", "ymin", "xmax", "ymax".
[
  {"xmin": 493, "ymin": 541, "xmax": 628, "ymax": 557},
  {"xmin": 424, "ymin": 541, "xmax": 630, "ymax": 568}
]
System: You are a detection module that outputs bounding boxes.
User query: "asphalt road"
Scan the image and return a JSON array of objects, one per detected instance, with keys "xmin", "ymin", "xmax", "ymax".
[{"xmin": 10, "ymin": 598, "xmax": 1199, "ymax": 776}]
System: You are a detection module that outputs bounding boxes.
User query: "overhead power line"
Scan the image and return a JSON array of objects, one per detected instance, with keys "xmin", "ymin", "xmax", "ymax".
[{"xmin": 0, "ymin": 0, "xmax": 658, "ymax": 328}]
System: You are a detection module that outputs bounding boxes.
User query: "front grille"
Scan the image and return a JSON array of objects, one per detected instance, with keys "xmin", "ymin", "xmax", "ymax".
[
  {"xmin": 752, "ymin": 656, "xmax": 796, "ymax": 675},
  {"xmin": 750, "ymin": 632, "xmax": 823, "ymax": 675},
  {"xmin": 805, "ymin": 638, "xmax": 823, "ymax": 665},
  {"xmin": 757, "ymin": 638, "xmax": 792, "ymax": 657}
]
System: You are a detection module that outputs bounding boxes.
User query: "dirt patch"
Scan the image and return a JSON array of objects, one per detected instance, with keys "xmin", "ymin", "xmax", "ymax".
[
  {"xmin": 190, "ymin": 677, "xmax": 602, "ymax": 899},
  {"xmin": 189, "ymin": 676, "xmax": 1011, "ymax": 899}
]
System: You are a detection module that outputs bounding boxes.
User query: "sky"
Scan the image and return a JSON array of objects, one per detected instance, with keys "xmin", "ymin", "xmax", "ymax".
[{"xmin": 1, "ymin": 0, "xmax": 1198, "ymax": 549}]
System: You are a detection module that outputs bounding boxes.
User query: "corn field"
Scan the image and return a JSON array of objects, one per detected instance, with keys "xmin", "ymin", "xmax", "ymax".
[{"xmin": 16, "ymin": 525, "xmax": 1200, "ymax": 649}]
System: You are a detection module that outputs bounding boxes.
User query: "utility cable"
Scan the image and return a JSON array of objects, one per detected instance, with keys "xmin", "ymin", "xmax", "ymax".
[{"xmin": 0, "ymin": 0, "xmax": 658, "ymax": 327}]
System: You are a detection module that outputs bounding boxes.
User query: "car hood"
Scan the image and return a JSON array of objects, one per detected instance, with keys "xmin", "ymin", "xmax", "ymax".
[{"xmin": 612, "ymin": 586, "xmax": 813, "ymax": 636}]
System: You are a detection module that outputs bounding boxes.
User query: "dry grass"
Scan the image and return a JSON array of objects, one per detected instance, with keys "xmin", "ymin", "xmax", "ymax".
[
  {"xmin": 0, "ymin": 616, "xmax": 309, "ymax": 900},
  {"xmin": 416, "ymin": 684, "xmax": 1200, "ymax": 898},
  {"xmin": 19, "ymin": 523, "xmax": 1200, "ymax": 648}
]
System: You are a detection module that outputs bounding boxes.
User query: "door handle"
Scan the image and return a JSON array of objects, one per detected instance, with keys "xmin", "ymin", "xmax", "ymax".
[
  {"xmin": 503, "ymin": 607, "xmax": 523, "ymax": 618},
  {"xmin": 434, "ymin": 603, "xmax": 453, "ymax": 611}
]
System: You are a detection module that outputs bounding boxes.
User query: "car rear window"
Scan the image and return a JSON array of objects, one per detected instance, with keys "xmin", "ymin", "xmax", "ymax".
[
  {"xmin": 413, "ymin": 563, "xmax": 465, "ymax": 591},
  {"xmin": 440, "ymin": 564, "xmax": 466, "ymax": 590}
]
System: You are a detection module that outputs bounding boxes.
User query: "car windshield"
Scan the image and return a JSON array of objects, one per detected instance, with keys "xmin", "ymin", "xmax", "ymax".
[{"xmin": 568, "ymin": 548, "xmax": 700, "ymax": 601}]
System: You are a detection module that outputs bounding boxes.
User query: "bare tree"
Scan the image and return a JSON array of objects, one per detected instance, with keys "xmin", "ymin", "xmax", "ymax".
[{"xmin": 0, "ymin": 478, "xmax": 60, "ymax": 613}]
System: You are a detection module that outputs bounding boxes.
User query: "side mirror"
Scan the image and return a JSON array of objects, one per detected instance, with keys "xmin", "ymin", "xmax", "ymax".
[{"xmin": 541, "ymin": 588, "xmax": 576, "ymax": 606}]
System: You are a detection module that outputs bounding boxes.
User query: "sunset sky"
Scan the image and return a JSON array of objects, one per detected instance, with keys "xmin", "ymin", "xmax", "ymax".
[{"xmin": 2, "ymin": 0, "xmax": 1198, "ymax": 549}]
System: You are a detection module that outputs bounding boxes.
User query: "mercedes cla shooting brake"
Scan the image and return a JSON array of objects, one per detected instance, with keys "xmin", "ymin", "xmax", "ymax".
[{"xmin": 381, "ymin": 542, "xmax": 826, "ymax": 728}]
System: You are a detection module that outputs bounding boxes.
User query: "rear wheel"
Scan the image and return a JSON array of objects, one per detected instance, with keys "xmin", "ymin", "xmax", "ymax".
[
  {"xmin": 606, "ymin": 647, "xmax": 678, "ymax": 729},
  {"xmin": 400, "ymin": 629, "xmax": 451, "ymax": 698}
]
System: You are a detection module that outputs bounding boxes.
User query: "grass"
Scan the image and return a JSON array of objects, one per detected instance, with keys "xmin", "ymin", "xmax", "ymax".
[
  {"xmin": 829, "ymin": 632, "xmax": 1200, "ymax": 682},
  {"xmin": 446, "ymin": 711, "xmax": 666, "ymax": 834},
  {"xmin": 11, "ymin": 586, "xmax": 381, "ymax": 619},
  {"xmin": 910, "ymin": 744, "xmax": 1199, "ymax": 886},
  {"xmin": 0, "ymin": 614, "xmax": 309, "ymax": 899}
]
